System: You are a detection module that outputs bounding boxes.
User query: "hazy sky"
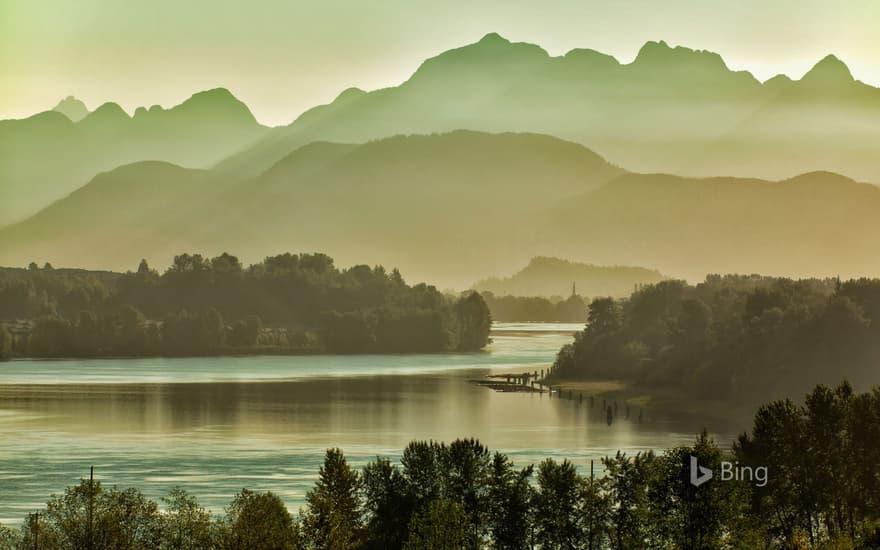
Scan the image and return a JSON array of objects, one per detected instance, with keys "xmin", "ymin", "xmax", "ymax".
[{"xmin": 2, "ymin": 0, "xmax": 878, "ymax": 125}]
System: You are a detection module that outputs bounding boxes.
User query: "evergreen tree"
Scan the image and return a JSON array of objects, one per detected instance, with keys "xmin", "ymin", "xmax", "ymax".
[{"xmin": 302, "ymin": 448, "xmax": 363, "ymax": 548}]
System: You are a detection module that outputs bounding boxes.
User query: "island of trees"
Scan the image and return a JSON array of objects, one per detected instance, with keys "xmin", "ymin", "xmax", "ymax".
[
  {"xmin": 0, "ymin": 252, "xmax": 492, "ymax": 358},
  {"xmin": 549, "ymin": 275, "xmax": 880, "ymax": 407},
  {"xmin": 1, "ymin": 381, "xmax": 878, "ymax": 549}
]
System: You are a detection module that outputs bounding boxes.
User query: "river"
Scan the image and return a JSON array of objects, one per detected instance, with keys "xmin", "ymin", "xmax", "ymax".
[{"xmin": 0, "ymin": 323, "xmax": 728, "ymax": 522}]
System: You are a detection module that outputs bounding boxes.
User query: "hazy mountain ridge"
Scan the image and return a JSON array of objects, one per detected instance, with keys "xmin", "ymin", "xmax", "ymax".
[
  {"xmin": 542, "ymin": 170, "xmax": 880, "ymax": 281},
  {"xmin": 52, "ymin": 96, "xmax": 89, "ymax": 122},
  {"xmin": 0, "ymin": 131, "xmax": 623, "ymax": 287},
  {"xmin": 4, "ymin": 34, "xmax": 878, "ymax": 227},
  {"xmin": 215, "ymin": 33, "xmax": 880, "ymax": 184},
  {"xmin": 473, "ymin": 257, "xmax": 667, "ymax": 298},
  {"xmin": 2, "ymin": 130, "xmax": 879, "ymax": 289},
  {"xmin": 0, "ymin": 88, "xmax": 269, "ymax": 226}
]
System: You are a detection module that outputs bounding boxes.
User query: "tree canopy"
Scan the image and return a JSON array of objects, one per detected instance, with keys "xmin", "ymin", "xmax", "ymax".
[{"xmin": 0, "ymin": 252, "xmax": 492, "ymax": 357}]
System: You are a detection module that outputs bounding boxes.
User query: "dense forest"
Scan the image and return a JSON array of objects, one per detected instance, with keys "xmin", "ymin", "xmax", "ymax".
[
  {"xmin": 1, "ymin": 381, "xmax": 878, "ymax": 549},
  {"xmin": 0, "ymin": 253, "xmax": 491, "ymax": 357},
  {"xmin": 549, "ymin": 275, "xmax": 880, "ymax": 405},
  {"xmin": 481, "ymin": 291, "xmax": 588, "ymax": 323}
]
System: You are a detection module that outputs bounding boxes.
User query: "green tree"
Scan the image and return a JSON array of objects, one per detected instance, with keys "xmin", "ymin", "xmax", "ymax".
[
  {"xmin": 403, "ymin": 499, "xmax": 466, "ymax": 550},
  {"xmin": 487, "ymin": 453, "xmax": 533, "ymax": 549},
  {"xmin": 362, "ymin": 458, "xmax": 412, "ymax": 550},
  {"xmin": 40, "ymin": 478, "xmax": 161, "ymax": 550},
  {"xmin": 650, "ymin": 433, "xmax": 734, "ymax": 550},
  {"xmin": 400, "ymin": 441, "xmax": 445, "ymax": 509},
  {"xmin": 302, "ymin": 448, "xmax": 363, "ymax": 549},
  {"xmin": 18, "ymin": 512, "xmax": 61, "ymax": 550},
  {"xmin": 0, "ymin": 523, "xmax": 20, "ymax": 549},
  {"xmin": 441, "ymin": 438, "xmax": 491, "ymax": 547},
  {"xmin": 455, "ymin": 292, "xmax": 492, "ymax": 351},
  {"xmin": 229, "ymin": 315, "xmax": 262, "ymax": 347},
  {"xmin": 580, "ymin": 470, "xmax": 611, "ymax": 550},
  {"xmin": 217, "ymin": 489, "xmax": 297, "ymax": 550},
  {"xmin": 603, "ymin": 451, "xmax": 655, "ymax": 549},
  {"xmin": 532, "ymin": 458, "xmax": 584, "ymax": 548},
  {"xmin": 93, "ymin": 487, "xmax": 162, "ymax": 549},
  {"xmin": 0, "ymin": 326, "xmax": 12, "ymax": 360},
  {"xmin": 160, "ymin": 488, "xmax": 213, "ymax": 550},
  {"xmin": 587, "ymin": 297, "xmax": 621, "ymax": 334}
]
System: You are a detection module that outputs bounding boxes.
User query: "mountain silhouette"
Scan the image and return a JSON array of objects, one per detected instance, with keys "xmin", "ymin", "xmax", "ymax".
[
  {"xmin": 52, "ymin": 96, "xmax": 89, "ymax": 122},
  {"xmin": 543, "ymin": 169, "xmax": 880, "ymax": 280},
  {"xmin": 2, "ymin": 131, "xmax": 879, "ymax": 288},
  {"xmin": 473, "ymin": 257, "xmax": 666, "ymax": 298},
  {"xmin": 4, "ymin": 34, "xmax": 879, "ymax": 226},
  {"xmin": 0, "ymin": 131, "xmax": 622, "ymax": 288},
  {"xmin": 215, "ymin": 33, "xmax": 879, "ymax": 185},
  {"xmin": 0, "ymin": 88, "xmax": 267, "ymax": 226}
]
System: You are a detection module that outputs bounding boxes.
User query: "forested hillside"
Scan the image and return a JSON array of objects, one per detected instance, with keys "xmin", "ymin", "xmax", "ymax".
[
  {"xmin": 0, "ymin": 253, "xmax": 491, "ymax": 357},
  {"xmin": 550, "ymin": 275, "xmax": 880, "ymax": 406}
]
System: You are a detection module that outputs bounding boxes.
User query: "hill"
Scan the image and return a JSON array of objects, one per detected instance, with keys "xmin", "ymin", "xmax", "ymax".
[
  {"xmin": 473, "ymin": 257, "xmax": 667, "ymax": 298},
  {"xmin": 542, "ymin": 171, "xmax": 880, "ymax": 281},
  {"xmin": 4, "ymin": 129, "xmax": 880, "ymax": 288},
  {"xmin": 0, "ymin": 131, "xmax": 622, "ymax": 289},
  {"xmin": 0, "ymin": 88, "xmax": 268, "ymax": 226},
  {"xmin": 3, "ymin": 129, "xmax": 880, "ymax": 289}
]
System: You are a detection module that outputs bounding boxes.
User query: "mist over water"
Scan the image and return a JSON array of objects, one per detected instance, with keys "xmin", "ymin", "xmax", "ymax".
[{"xmin": 0, "ymin": 324, "xmax": 724, "ymax": 522}]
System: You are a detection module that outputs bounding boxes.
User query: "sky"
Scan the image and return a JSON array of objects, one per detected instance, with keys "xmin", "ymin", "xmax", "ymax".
[{"xmin": 2, "ymin": 0, "xmax": 878, "ymax": 126}]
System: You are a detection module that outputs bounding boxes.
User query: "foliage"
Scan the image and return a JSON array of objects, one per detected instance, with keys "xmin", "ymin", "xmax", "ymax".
[
  {"xmin": 160, "ymin": 488, "xmax": 213, "ymax": 550},
  {"xmin": 550, "ymin": 275, "xmax": 880, "ymax": 405},
  {"xmin": 402, "ymin": 499, "xmax": 466, "ymax": 550},
  {"xmin": 0, "ymin": 327, "xmax": 11, "ymax": 360},
  {"xmin": 0, "ymin": 253, "xmax": 492, "ymax": 357},
  {"xmin": 216, "ymin": 489, "xmax": 298, "ymax": 550},
  {"xmin": 482, "ymin": 291, "xmax": 588, "ymax": 322},
  {"xmin": 302, "ymin": 448, "xmax": 363, "ymax": 549},
  {"xmin": 11, "ymin": 384, "xmax": 880, "ymax": 548}
]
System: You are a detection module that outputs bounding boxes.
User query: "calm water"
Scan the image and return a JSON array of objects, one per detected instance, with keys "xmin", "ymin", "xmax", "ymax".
[{"xmin": 0, "ymin": 323, "xmax": 726, "ymax": 522}]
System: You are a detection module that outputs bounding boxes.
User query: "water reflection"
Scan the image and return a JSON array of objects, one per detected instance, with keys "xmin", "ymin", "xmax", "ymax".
[{"xmin": 0, "ymin": 324, "xmax": 723, "ymax": 522}]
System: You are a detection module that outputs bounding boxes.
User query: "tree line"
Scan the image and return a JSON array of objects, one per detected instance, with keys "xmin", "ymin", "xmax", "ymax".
[
  {"xmin": 481, "ymin": 291, "xmax": 588, "ymax": 323},
  {"xmin": 0, "ymin": 253, "xmax": 492, "ymax": 357},
  {"xmin": 1, "ymin": 381, "xmax": 878, "ymax": 549},
  {"xmin": 550, "ymin": 274, "xmax": 880, "ymax": 405}
]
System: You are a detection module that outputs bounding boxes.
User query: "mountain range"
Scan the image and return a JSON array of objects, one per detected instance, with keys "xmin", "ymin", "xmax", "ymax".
[
  {"xmin": 0, "ymin": 131, "xmax": 622, "ymax": 287},
  {"xmin": 0, "ymin": 88, "xmax": 268, "ymax": 225},
  {"xmin": 3, "ymin": 33, "xmax": 879, "ymax": 229},
  {"xmin": 1, "ymin": 33, "xmax": 879, "ymax": 287},
  {"xmin": 215, "ymin": 34, "xmax": 880, "ymax": 185},
  {"xmin": 2, "ymin": 130, "xmax": 879, "ymax": 289}
]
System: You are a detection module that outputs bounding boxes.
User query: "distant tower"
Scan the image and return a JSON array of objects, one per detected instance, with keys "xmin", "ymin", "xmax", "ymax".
[{"xmin": 572, "ymin": 281, "xmax": 576, "ymax": 297}]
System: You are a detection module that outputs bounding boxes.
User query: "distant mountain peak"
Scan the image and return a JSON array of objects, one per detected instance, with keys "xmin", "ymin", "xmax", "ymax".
[
  {"xmin": 80, "ymin": 102, "xmax": 129, "ymax": 123},
  {"xmin": 189, "ymin": 87, "xmax": 237, "ymax": 101},
  {"xmin": 563, "ymin": 48, "xmax": 621, "ymax": 71},
  {"xmin": 478, "ymin": 32, "xmax": 509, "ymax": 45},
  {"xmin": 180, "ymin": 87, "xmax": 247, "ymax": 110},
  {"xmin": 407, "ymin": 32, "xmax": 549, "ymax": 84},
  {"xmin": 801, "ymin": 54, "xmax": 854, "ymax": 83},
  {"xmin": 170, "ymin": 88, "xmax": 259, "ymax": 125},
  {"xmin": 335, "ymin": 87, "xmax": 366, "ymax": 102},
  {"xmin": 632, "ymin": 40, "xmax": 727, "ymax": 69},
  {"xmin": 52, "ymin": 96, "xmax": 89, "ymax": 122},
  {"xmin": 785, "ymin": 170, "xmax": 857, "ymax": 186}
]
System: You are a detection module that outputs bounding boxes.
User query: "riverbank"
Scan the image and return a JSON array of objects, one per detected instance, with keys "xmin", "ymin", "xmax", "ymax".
[
  {"xmin": 0, "ymin": 325, "xmax": 715, "ymax": 522},
  {"xmin": 544, "ymin": 376, "xmax": 756, "ymax": 430}
]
